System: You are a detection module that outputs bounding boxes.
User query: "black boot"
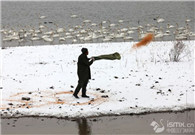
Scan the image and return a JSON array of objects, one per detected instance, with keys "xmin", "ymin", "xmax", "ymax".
[
  {"xmin": 82, "ymin": 95, "xmax": 90, "ymax": 98},
  {"xmin": 73, "ymin": 94, "xmax": 79, "ymax": 99}
]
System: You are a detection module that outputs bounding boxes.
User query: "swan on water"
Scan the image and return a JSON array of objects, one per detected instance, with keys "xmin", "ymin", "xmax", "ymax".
[
  {"xmin": 71, "ymin": 14, "xmax": 78, "ymax": 18},
  {"xmin": 37, "ymin": 13, "xmax": 46, "ymax": 19},
  {"xmin": 157, "ymin": 18, "xmax": 165, "ymax": 23}
]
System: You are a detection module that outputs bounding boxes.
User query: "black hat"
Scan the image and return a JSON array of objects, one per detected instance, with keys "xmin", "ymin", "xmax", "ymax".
[{"xmin": 81, "ymin": 48, "xmax": 88, "ymax": 54}]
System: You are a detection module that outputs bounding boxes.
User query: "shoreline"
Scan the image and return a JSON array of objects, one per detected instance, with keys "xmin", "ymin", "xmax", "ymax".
[
  {"xmin": 1, "ymin": 39, "xmax": 195, "ymax": 49},
  {"xmin": 1, "ymin": 107, "xmax": 195, "ymax": 120}
]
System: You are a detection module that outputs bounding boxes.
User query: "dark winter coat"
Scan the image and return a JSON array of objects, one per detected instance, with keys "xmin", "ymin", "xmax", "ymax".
[{"xmin": 77, "ymin": 53, "xmax": 93, "ymax": 82}]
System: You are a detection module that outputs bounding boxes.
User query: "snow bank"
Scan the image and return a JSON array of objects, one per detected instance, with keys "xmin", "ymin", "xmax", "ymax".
[{"xmin": 0, "ymin": 41, "xmax": 194, "ymax": 118}]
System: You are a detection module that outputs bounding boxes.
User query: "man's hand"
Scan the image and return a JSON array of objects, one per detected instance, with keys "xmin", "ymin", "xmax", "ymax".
[{"xmin": 90, "ymin": 57, "xmax": 95, "ymax": 61}]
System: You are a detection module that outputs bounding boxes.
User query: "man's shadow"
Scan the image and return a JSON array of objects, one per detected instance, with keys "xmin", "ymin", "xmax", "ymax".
[{"xmin": 76, "ymin": 118, "xmax": 91, "ymax": 135}]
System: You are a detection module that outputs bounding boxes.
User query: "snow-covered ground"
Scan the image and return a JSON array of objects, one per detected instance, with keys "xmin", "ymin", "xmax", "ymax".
[{"xmin": 0, "ymin": 41, "xmax": 194, "ymax": 118}]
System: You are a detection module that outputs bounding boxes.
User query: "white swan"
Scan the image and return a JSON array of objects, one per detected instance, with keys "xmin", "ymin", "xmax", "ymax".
[
  {"xmin": 31, "ymin": 37, "xmax": 40, "ymax": 41},
  {"xmin": 167, "ymin": 24, "xmax": 174, "ymax": 29},
  {"xmin": 123, "ymin": 36, "xmax": 133, "ymax": 41},
  {"xmin": 102, "ymin": 37, "xmax": 112, "ymax": 42},
  {"xmin": 189, "ymin": 32, "xmax": 195, "ymax": 37},
  {"xmin": 155, "ymin": 33, "xmax": 164, "ymax": 38},
  {"xmin": 127, "ymin": 30, "xmax": 134, "ymax": 34},
  {"xmin": 185, "ymin": 19, "xmax": 191, "ymax": 22},
  {"xmin": 147, "ymin": 26, "xmax": 158, "ymax": 33},
  {"xmin": 155, "ymin": 28, "xmax": 164, "ymax": 39},
  {"xmin": 65, "ymin": 35, "xmax": 73, "ymax": 39},
  {"xmin": 37, "ymin": 13, "xmax": 46, "ymax": 19},
  {"xmin": 3, "ymin": 37, "xmax": 12, "ymax": 42},
  {"xmin": 43, "ymin": 36, "xmax": 53, "ymax": 43},
  {"xmin": 39, "ymin": 23, "xmax": 46, "ymax": 29},
  {"xmin": 34, "ymin": 28, "xmax": 42, "ymax": 34},
  {"xmin": 115, "ymin": 33, "xmax": 125, "ymax": 39},
  {"xmin": 118, "ymin": 20, "xmax": 124, "ymax": 23},
  {"xmin": 157, "ymin": 18, "xmax": 165, "ymax": 23},
  {"xmin": 44, "ymin": 30, "xmax": 54, "ymax": 35},
  {"xmin": 72, "ymin": 39, "xmax": 77, "ymax": 43},
  {"xmin": 83, "ymin": 20, "xmax": 91, "ymax": 23},
  {"xmin": 71, "ymin": 14, "xmax": 78, "ymax": 18},
  {"xmin": 59, "ymin": 37, "xmax": 66, "ymax": 41},
  {"xmin": 91, "ymin": 23, "xmax": 97, "ymax": 27},
  {"xmin": 53, "ymin": 34, "xmax": 60, "ymax": 38},
  {"xmin": 80, "ymin": 29, "xmax": 88, "ymax": 34},
  {"xmin": 57, "ymin": 28, "xmax": 64, "ymax": 33},
  {"xmin": 102, "ymin": 21, "xmax": 107, "ymax": 24},
  {"xmin": 109, "ymin": 23, "xmax": 117, "ymax": 27},
  {"xmin": 137, "ymin": 28, "xmax": 146, "ymax": 40},
  {"xmin": 130, "ymin": 27, "xmax": 139, "ymax": 30},
  {"xmin": 120, "ymin": 28, "xmax": 128, "ymax": 32},
  {"xmin": 175, "ymin": 35, "xmax": 187, "ymax": 40},
  {"xmin": 69, "ymin": 28, "xmax": 75, "ymax": 32},
  {"xmin": 83, "ymin": 36, "xmax": 92, "ymax": 42},
  {"xmin": 42, "ymin": 35, "xmax": 50, "ymax": 39},
  {"xmin": 54, "ymin": 23, "xmax": 65, "ymax": 33}
]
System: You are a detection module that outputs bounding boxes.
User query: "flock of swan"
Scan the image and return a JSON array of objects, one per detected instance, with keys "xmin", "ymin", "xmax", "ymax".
[{"xmin": 1, "ymin": 14, "xmax": 195, "ymax": 46}]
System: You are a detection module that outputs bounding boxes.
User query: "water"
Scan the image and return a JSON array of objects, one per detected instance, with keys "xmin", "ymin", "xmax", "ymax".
[
  {"xmin": 1, "ymin": 1, "xmax": 194, "ymax": 47},
  {"xmin": 2, "ymin": 1, "xmax": 194, "ymax": 28},
  {"xmin": 1, "ymin": 110, "xmax": 195, "ymax": 135}
]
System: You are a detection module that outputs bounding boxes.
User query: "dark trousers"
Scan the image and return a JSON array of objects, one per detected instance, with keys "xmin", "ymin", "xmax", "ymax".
[{"xmin": 73, "ymin": 79, "xmax": 89, "ymax": 96}]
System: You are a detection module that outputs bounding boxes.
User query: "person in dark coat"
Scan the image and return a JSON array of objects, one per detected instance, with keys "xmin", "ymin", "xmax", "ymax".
[{"xmin": 73, "ymin": 48, "xmax": 95, "ymax": 99}]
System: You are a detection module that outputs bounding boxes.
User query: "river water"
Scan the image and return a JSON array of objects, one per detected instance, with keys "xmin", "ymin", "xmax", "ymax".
[
  {"xmin": 1, "ymin": 110, "xmax": 195, "ymax": 135},
  {"xmin": 2, "ymin": 1, "xmax": 194, "ymax": 27},
  {"xmin": 1, "ymin": 1, "xmax": 195, "ymax": 47}
]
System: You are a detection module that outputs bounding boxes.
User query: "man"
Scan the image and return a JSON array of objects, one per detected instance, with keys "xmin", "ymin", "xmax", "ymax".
[{"xmin": 73, "ymin": 48, "xmax": 95, "ymax": 99}]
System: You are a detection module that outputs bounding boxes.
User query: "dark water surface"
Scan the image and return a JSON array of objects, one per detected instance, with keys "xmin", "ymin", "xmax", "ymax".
[
  {"xmin": 2, "ymin": 1, "xmax": 194, "ymax": 27},
  {"xmin": 1, "ymin": 110, "xmax": 195, "ymax": 135}
]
